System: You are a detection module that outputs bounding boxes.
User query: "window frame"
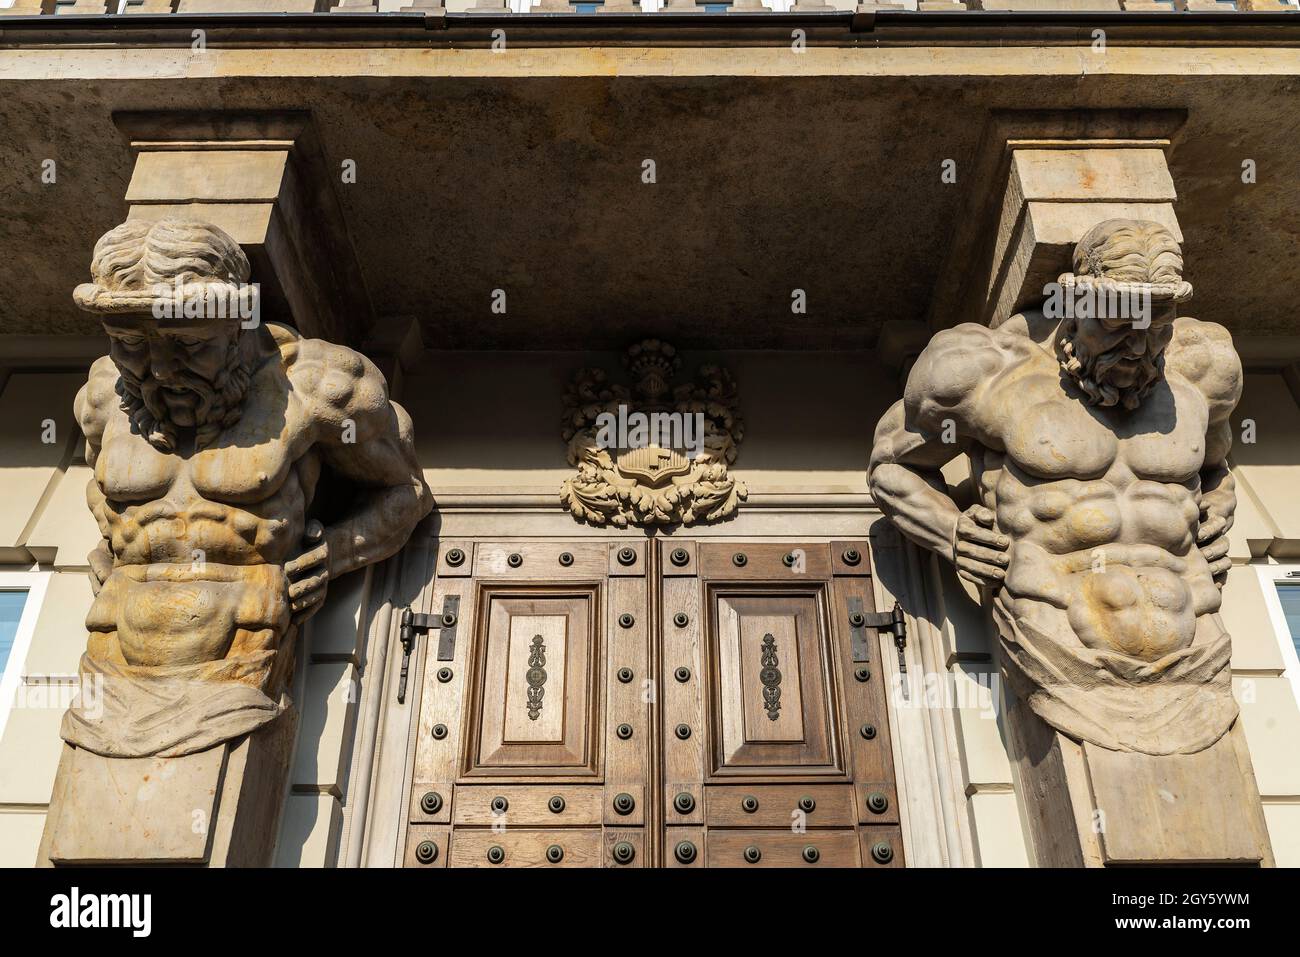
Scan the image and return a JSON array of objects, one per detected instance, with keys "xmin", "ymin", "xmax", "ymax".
[
  {"xmin": 1254, "ymin": 564, "xmax": 1300, "ymax": 707},
  {"xmin": 0, "ymin": 571, "xmax": 51, "ymax": 745}
]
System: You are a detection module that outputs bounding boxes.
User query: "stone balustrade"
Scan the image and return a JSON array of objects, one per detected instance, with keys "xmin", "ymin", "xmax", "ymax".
[{"xmin": 2, "ymin": 0, "xmax": 1297, "ymax": 15}]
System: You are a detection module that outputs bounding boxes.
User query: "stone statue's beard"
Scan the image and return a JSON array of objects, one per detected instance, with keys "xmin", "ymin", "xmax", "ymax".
[
  {"xmin": 1058, "ymin": 325, "xmax": 1164, "ymax": 412},
  {"xmin": 116, "ymin": 342, "xmax": 250, "ymax": 453}
]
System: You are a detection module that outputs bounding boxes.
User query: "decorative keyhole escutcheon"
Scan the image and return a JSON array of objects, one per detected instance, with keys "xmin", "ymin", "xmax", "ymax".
[
  {"xmin": 525, "ymin": 634, "xmax": 547, "ymax": 720},
  {"xmin": 759, "ymin": 633, "xmax": 782, "ymax": 721}
]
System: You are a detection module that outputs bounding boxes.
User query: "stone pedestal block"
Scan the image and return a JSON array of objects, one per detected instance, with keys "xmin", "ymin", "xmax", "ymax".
[
  {"xmin": 39, "ymin": 710, "xmax": 298, "ymax": 867},
  {"xmin": 1009, "ymin": 695, "xmax": 1272, "ymax": 866}
]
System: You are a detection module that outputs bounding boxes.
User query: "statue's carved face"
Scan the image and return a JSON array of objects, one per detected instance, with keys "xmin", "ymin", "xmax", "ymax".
[
  {"xmin": 105, "ymin": 317, "xmax": 249, "ymax": 451},
  {"xmin": 1059, "ymin": 304, "xmax": 1176, "ymax": 411}
]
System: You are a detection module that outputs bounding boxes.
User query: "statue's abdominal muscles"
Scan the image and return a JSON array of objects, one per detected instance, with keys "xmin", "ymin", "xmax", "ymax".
[{"xmin": 990, "ymin": 461, "xmax": 1218, "ymax": 661}]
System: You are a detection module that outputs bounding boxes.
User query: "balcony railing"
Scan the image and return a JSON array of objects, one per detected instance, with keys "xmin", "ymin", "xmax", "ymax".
[{"xmin": 1, "ymin": 0, "xmax": 1296, "ymax": 16}]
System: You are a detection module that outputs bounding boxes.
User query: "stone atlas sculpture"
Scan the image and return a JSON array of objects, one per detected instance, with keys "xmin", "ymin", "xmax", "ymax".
[
  {"xmin": 870, "ymin": 219, "xmax": 1240, "ymax": 756},
  {"xmin": 61, "ymin": 218, "xmax": 432, "ymax": 760}
]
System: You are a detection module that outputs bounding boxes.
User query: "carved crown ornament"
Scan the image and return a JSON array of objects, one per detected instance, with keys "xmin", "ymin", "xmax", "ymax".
[{"xmin": 560, "ymin": 339, "xmax": 746, "ymax": 527}]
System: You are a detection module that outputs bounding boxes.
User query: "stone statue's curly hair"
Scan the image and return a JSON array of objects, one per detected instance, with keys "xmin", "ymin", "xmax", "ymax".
[
  {"xmin": 1070, "ymin": 219, "xmax": 1191, "ymax": 299},
  {"xmin": 84, "ymin": 219, "xmax": 249, "ymax": 295}
]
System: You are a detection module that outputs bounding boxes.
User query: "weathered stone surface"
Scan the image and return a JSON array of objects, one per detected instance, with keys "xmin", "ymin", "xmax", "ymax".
[
  {"xmin": 45, "ymin": 745, "xmax": 226, "ymax": 865},
  {"xmin": 560, "ymin": 339, "xmax": 746, "ymax": 527},
  {"xmin": 40, "ymin": 218, "xmax": 432, "ymax": 865},
  {"xmin": 57, "ymin": 218, "xmax": 432, "ymax": 759},
  {"xmin": 871, "ymin": 219, "xmax": 1238, "ymax": 756}
]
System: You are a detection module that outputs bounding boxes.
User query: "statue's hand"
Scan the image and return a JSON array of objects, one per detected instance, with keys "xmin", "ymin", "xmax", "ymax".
[
  {"xmin": 87, "ymin": 540, "xmax": 113, "ymax": 597},
  {"xmin": 286, "ymin": 519, "xmax": 331, "ymax": 624},
  {"xmin": 952, "ymin": 504, "xmax": 1010, "ymax": 588},
  {"xmin": 1197, "ymin": 509, "xmax": 1233, "ymax": 588}
]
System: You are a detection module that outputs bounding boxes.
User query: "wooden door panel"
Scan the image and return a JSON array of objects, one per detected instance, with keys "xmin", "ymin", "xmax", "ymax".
[
  {"xmin": 448, "ymin": 828, "xmax": 603, "ymax": 868},
  {"xmin": 704, "ymin": 784, "xmax": 855, "ymax": 829},
  {"xmin": 859, "ymin": 826, "xmax": 905, "ymax": 868},
  {"xmin": 698, "ymin": 543, "xmax": 833, "ymax": 580},
  {"xmin": 463, "ymin": 587, "xmax": 602, "ymax": 778},
  {"xmin": 452, "ymin": 785, "xmax": 604, "ymax": 827},
  {"xmin": 403, "ymin": 536, "xmax": 903, "ymax": 868},
  {"xmin": 705, "ymin": 829, "xmax": 861, "ymax": 868},
  {"xmin": 708, "ymin": 589, "xmax": 843, "ymax": 778}
]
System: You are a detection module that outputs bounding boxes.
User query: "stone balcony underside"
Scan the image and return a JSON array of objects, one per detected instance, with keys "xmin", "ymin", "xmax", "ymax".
[
  {"xmin": 3, "ymin": 0, "xmax": 1298, "ymax": 15},
  {"xmin": 0, "ymin": 22, "xmax": 1297, "ymax": 352}
]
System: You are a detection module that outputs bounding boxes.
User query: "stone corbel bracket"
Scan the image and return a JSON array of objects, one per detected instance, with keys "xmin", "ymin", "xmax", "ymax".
[
  {"xmin": 927, "ymin": 108, "xmax": 1189, "ymax": 333},
  {"xmin": 113, "ymin": 110, "xmax": 375, "ymax": 347}
]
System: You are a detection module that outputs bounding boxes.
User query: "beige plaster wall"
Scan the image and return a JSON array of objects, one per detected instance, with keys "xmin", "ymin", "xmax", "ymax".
[{"xmin": 1, "ymin": 358, "xmax": 1298, "ymax": 866}]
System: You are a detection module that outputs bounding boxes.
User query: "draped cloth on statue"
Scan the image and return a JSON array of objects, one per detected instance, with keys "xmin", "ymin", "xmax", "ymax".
[
  {"xmin": 61, "ymin": 651, "xmax": 287, "ymax": 759},
  {"xmin": 992, "ymin": 596, "xmax": 1237, "ymax": 756}
]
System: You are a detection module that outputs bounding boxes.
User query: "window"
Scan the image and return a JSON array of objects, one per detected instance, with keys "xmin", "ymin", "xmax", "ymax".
[
  {"xmin": 572, "ymin": 1, "xmax": 602, "ymax": 10},
  {"xmin": 1257, "ymin": 565, "xmax": 1300, "ymax": 706},
  {"xmin": 0, "ymin": 591, "xmax": 25, "ymax": 675},
  {"xmin": 0, "ymin": 572, "xmax": 50, "ymax": 744}
]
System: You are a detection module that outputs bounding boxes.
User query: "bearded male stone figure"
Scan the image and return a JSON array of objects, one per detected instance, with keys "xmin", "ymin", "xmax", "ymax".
[
  {"xmin": 870, "ymin": 219, "xmax": 1241, "ymax": 755},
  {"xmin": 61, "ymin": 218, "xmax": 433, "ymax": 759}
]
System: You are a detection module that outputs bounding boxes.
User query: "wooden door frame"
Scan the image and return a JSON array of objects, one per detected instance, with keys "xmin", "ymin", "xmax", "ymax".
[{"xmin": 341, "ymin": 499, "xmax": 976, "ymax": 868}]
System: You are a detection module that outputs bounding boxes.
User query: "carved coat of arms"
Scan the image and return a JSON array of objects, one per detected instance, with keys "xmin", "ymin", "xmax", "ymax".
[{"xmin": 560, "ymin": 340, "xmax": 746, "ymax": 527}]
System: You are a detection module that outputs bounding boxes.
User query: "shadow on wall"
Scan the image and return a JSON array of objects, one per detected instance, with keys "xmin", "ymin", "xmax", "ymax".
[{"xmin": 402, "ymin": 349, "xmax": 896, "ymax": 477}]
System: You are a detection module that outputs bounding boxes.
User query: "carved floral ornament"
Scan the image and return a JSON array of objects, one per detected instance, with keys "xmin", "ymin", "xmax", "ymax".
[{"xmin": 560, "ymin": 339, "xmax": 746, "ymax": 527}]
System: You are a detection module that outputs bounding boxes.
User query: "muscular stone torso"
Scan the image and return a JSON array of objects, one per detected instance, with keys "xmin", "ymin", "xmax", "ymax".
[
  {"xmin": 86, "ymin": 351, "xmax": 318, "ymax": 668},
  {"xmin": 95, "ymin": 392, "xmax": 318, "ymax": 569},
  {"xmin": 971, "ymin": 350, "xmax": 1220, "ymax": 660}
]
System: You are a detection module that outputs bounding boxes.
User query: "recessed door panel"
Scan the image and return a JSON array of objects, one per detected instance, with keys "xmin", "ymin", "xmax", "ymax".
[
  {"xmin": 464, "ymin": 588, "xmax": 602, "ymax": 777},
  {"xmin": 709, "ymin": 589, "xmax": 842, "ymax": 777}
]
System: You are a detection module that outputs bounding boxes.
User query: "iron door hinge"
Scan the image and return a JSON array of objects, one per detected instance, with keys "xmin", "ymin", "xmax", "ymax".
[
  {"xmin": 396, "ymin": 596, "xmax": 461, "ymax": 704},
  {"xmin": 858, "ymin": 602, "xmax": 908, "ymax": 692},
  {"xmin": 397, "ymin": 607, "xmax": 435, "ymax": 705}
]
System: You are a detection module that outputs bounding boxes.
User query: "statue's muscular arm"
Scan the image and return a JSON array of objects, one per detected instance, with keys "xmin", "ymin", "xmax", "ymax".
[
  {"xmin": 869, "ymin": 324, "xmax": 1015, "ymax": 587},
  {"xmin": 284, "ymin": 340, "xmax": 434, "ymax": 619},
  {"xmin": 74, "ymin": 356, "xmax": 120, "ymax": 595},
  {"xmin": 1169, "ymin": 317, "xmax": 1243, "ymax": 587}
]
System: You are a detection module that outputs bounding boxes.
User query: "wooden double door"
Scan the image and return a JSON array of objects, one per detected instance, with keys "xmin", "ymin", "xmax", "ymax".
[{"xmin": 401, "ymin": 538, "xmax": 903, "ymax": 868}]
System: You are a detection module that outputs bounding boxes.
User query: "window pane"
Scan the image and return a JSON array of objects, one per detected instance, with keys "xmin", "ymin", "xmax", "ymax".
[
  {"xmin": 1278, "ymin": 583, "xmax": 1300, "ymax": 660},
  {"xmin": 0, "ymin": 590, "xmax": 28, "ymax": 675}
]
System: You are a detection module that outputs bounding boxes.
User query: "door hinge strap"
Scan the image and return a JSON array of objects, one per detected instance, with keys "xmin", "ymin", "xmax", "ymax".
[
  {"xmin": 857, "ymin": 603, "xmax": 908, "ymax": 695},
  {"xmin": 396, "ymin": 597, "xmax": 460, "ymax": 704},
  {"xmin": 397, "ymin": 607, "xmax": 436, "ymax": 705}
]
